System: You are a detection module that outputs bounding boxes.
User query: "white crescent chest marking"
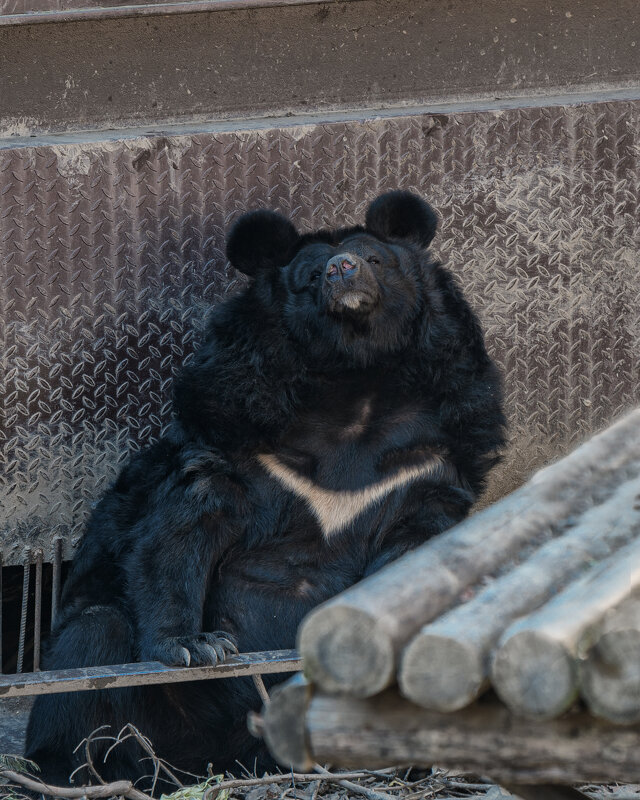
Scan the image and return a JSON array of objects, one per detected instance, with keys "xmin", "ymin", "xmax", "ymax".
[{"xmin": 257, "ymin": 452, "xmax": 446, "ymax": 537}]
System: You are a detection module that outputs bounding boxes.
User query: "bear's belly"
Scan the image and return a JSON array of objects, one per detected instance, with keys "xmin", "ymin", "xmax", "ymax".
[{"xmin": 204, "ymin": 556, "xmax": 358, "ymax": 653}]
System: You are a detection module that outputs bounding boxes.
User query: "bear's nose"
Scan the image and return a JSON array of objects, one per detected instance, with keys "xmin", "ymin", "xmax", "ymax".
[{"xmin": 326, "ymin": 254, "xmax": 359, "ymax": 282}]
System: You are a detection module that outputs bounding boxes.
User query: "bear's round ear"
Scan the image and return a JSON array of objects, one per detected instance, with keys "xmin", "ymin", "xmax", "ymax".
[
  {"xmin": 365, "ymin": 191, "xmax": 438, "ymax": 248},
  {"xmin": 226, "ymin": 209, "xmax": 300, "ymax": 277}
]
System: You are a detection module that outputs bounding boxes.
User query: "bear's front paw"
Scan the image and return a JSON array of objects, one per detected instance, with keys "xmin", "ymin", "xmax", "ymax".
[{"xmin": 143, "ymin": 631, "xmax": 239, "ymax": 667}]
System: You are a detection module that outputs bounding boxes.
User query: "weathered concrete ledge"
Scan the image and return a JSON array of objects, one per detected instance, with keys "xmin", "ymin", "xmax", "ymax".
[{"xmin": 2, "ymin": 0, "xmax": 639, "ymax": 137}]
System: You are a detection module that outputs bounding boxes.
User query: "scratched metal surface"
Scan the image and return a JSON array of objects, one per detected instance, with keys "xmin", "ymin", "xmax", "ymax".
[{"xmin": 1, "ymin": 101, "xmax": 639, "ymax": 566}]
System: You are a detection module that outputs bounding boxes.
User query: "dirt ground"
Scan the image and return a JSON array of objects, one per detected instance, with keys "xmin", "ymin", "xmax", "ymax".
[{"xmin": 2, "ymin": 763, "xmax": 640, "ymax": 800}]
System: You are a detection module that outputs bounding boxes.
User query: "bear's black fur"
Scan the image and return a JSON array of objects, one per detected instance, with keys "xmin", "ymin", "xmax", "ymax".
[{"xmin": 26, "ymin": 192, "xmax": 505, "ymax": 788}]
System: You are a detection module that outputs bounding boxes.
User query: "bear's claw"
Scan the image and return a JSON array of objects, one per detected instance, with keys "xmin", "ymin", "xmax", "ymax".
[{"xmin": 143, "ymin": 631, "xmax": 239, "ymax": 667}]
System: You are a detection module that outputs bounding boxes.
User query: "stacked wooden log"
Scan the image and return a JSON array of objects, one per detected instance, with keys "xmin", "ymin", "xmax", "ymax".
[{"xmin": 262, "ymin": 409, "xmax": 640, "ymax": 793}]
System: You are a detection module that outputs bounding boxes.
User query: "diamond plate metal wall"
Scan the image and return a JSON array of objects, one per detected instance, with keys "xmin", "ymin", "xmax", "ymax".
[{"xmin": 1, "ymin": 101, "xmax": 639, "ymax": 566}]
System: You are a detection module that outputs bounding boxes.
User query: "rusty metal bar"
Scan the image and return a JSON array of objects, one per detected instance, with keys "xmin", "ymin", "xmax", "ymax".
[
  {"xmin": 51, "ymin": 539, "xmax": 62, "ymax": 627},
  {"xmin": 16, "ymin": 551, "xmax": 31, "ymax": 674},
  {"xmin": 0, "ymin": 649, "xmax": 301, "ymax": 698},
  {"xmin": 0, "ymin": 0, "xmax": 355, "ymax": 26},
  {"xmin": 33, "ymin": 551, "xmax": 43, "ymax": 672}
]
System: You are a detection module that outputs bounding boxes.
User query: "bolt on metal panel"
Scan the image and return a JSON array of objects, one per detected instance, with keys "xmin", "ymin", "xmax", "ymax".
[{"xmin": 1, "ymin": 102, "xmax": 640, "ymax": 573}]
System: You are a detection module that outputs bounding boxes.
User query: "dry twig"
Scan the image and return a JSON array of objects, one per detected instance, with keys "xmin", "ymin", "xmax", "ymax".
[
  {"xmin": 72, "ymin": 725, "xmax": 112, "ymax": 786},
  {"xmin": 203, "ymin": 770, "xmax": 397, "ymax": 800},
  {"xmin": 105, "ymin": 724, "xmax": 185, "ymax": 795},
  {"xmin": 312, "ymin": 764, "xmax": 396, "ymax": 800},
  {"xmin": 0, "ymin": 769, "xmax": 152, "ymax": 800}
]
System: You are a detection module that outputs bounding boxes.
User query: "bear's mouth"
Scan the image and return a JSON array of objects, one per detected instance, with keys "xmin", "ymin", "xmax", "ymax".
[
  {"xmin": 326, "ymin": 288, "xmax": 379, "ymax": 317},
  {"xmin": 338, "ymin": 291, "xmax": 369, "ymax": 310}
]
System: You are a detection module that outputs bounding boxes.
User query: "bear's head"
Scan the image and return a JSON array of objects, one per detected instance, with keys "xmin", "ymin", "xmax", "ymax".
[{"xmin": 226, "ymin": 191, "xmax": 438, "ymax": 366}]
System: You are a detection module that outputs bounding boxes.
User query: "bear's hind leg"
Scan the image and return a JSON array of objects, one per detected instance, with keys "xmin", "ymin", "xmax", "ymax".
[{"xmin": 25, "ymin": 605, "xmax": 145, "ymax": 788}]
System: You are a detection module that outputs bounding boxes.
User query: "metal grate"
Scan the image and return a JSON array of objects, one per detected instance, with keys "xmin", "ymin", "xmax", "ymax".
[{"xmin": 1, "ymin": 548, "xmax": 62, "ymax": 675}]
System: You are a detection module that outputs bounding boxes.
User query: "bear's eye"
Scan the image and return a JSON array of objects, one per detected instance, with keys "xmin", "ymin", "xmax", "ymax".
[
  {"xmin": 366, "ymin": 255, "xmax": 380, "ymax": 265},
  {"xmin": 309, "ymin": 270, "xmax": 321, "ymax": 284}
]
